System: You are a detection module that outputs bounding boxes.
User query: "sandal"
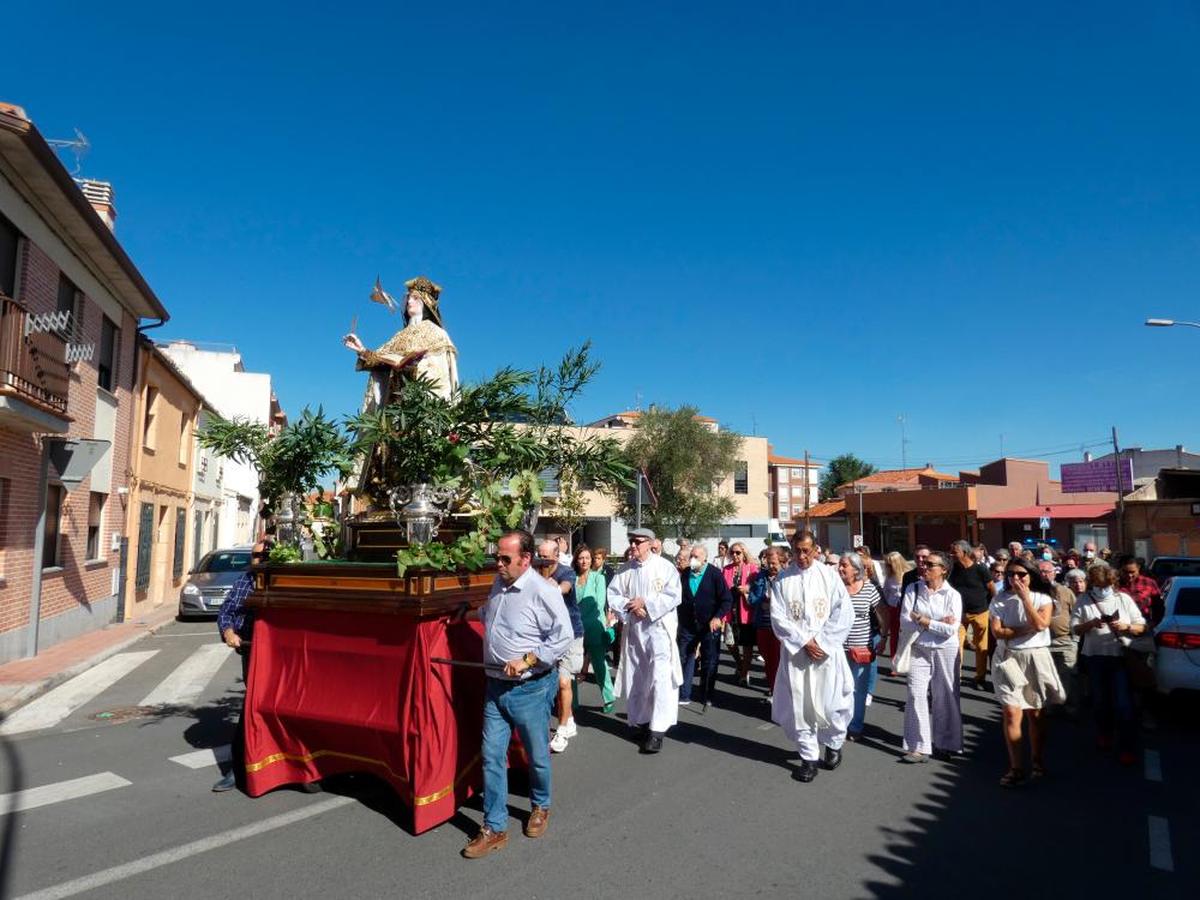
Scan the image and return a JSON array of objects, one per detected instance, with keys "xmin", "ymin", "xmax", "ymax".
[
  {"xmin": 999, "ymin": 769, "xmax": 1025, "ymax": 787},
  {"xmin": 1030, "ymin": 764, "xmax": 1046, "ymax": 780}
]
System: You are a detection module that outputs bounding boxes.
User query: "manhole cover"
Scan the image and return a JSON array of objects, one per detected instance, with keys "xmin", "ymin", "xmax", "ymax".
[{"xmin": 89, "ymin": 706, "xmax": 156, "ymax": 723}]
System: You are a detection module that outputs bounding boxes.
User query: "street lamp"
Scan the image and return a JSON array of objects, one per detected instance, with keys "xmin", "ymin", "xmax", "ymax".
[{"xmin": 1145, "ymin": 318, "xmax": 1200, "ymax": 329}]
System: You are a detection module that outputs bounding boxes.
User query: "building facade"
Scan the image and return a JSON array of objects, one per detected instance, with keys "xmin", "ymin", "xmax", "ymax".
[
  {"xmin": 0, "ymin": 102, "xmax": 168, "ymax": 663},
  {"xmin": 190, "ymin": 406, "xmax": 223, "ymax": 567},
  {"xmin": 158, "ymin": 340, "xmax": 286, "ymax": 548},
  {"xmin": 767, "ymin": 448, "xmax": 820, "ymax": 532},
  {"xmin": 123, "ymin": 342, "xmax": 203, "ymax": 617}
]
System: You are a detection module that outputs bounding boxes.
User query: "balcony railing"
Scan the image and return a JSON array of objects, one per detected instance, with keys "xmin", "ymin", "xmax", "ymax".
[{"xmin": 0, "ymin": 296, "xmax": 70, "ymax": 419}]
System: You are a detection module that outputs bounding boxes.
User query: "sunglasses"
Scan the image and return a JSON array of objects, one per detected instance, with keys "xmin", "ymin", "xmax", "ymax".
[
  {"xmin": 1008, "ymin": 570, "xmax": 1030, "ymax": 578},
  {"xmin": 629, "ymin": 537, "xmax": 648, "ymax": 545},
  {"xmin": 498, "ymin": 554, "xmax": 526, "ymax": 564},
  {"xmin": 732, "ymin": 551, "xmax": 743, "ymax": 556}
]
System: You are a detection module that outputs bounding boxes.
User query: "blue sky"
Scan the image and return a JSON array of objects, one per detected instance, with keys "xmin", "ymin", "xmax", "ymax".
[{"xmin": 5, "ymin": 2, "xmax": 1199, "ymax": 473}]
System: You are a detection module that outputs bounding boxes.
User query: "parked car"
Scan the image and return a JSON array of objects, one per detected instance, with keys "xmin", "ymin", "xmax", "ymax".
[
  {"xmin": 1147, "ymin": 556, "xmax": 1200, "ymax": 586},
  {"xmin": 177, "ymin": 547, "xmax": 253, "ymax": 619},
  {"xmin": 1153, "ymin": 576, "xmax": 1200, "ymax": 696}
]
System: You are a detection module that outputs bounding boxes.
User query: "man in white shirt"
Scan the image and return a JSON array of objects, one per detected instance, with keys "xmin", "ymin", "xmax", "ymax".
[
  {"xmin": 770, "ymin": 530, "xmax": 855, "ymax": 782},
  {"xmin": 608, "ymin": 527, "xmax": 683, "ymax": 753}
]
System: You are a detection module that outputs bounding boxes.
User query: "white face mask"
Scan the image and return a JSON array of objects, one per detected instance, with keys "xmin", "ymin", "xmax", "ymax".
[
  {"xmin": 1084, "ymin": 550, "xmax": 1095, "ymax": 559},
  {"xmin": 689, "ymin": 558, "xmax": 704, "ymax": 573}
]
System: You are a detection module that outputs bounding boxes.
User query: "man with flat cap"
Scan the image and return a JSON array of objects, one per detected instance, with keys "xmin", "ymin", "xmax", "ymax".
[{"xmin": 608, "ymin": 528, "xmax": 683, "ymax": 753}]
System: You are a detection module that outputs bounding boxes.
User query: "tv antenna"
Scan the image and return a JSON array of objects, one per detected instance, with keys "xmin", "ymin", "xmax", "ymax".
[
  {"xmin": 46, "ymin": 129, "xmax": 90, "ymax": 175},
  {"xmin": 897, "ymin": 414, "xmax": 910, "ymax": 469}
]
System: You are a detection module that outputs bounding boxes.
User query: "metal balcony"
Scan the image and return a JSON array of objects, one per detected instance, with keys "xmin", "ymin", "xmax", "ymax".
[{"xmin": 0, "ymin": 296, "xmax": 71, "ymax": 433}]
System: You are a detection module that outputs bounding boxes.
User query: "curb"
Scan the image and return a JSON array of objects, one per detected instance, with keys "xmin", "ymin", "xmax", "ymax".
[{"xmin": 0, "ymin": 610, "xmax": 182, "ymax": 717}]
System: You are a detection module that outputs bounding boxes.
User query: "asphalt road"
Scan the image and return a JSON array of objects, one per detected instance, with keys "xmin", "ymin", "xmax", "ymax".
[{"xmin": 0, "ymin": 619, "xmax": 1193, "ymax": 899}]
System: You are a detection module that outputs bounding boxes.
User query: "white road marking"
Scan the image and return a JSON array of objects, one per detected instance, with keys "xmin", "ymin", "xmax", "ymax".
[
  {"xmin": 138, "ymin": 644, "xmax": 231, "ymax": 708},
  {"xmin": 1144, "ymin": 749, "xmax": 1162, "ymax": 783},
  {"xmin": 15, "ymin": 796, "xmax": 355, "ymax": 900},
  {"xmin": 1148, "ymin": 815, "xmax": 1174, "ymax": 872},
  {"xmin": 757, "ymin": 722, "xmax": 774, "ymax": 731},
  {"xmin": 152, "ymin": 631, "xmax": 217, "ymax": 638},
  {"xmin": 168, "ymin": 745, "xmax": 232, "ymax": 769},
  {"xmin": 0, "ymin": 651, "xmax": 160, "ymax": 735},
  {"xmin": 0, "ymin": 772, "xmax": 130, "ymax": 816}
]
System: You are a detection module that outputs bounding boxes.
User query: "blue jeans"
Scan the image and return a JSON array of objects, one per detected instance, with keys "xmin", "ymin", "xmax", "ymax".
[
  {"xmin": 865, "ymin": 634, "xmax": 882, "ymax": 697},
  {"xmin": 678, "ymin": 627, "xmax": 722, "ymax": 703},
  {"xmin": 482, "ymin": 673, "xmax": 556, "ymax": 832},
  {"xmin": 1085, "ymin": 654, "xmax": 1136, "ymax": 754},
  {"xmin": 848, "ymin": 657, "xmax": 876, "ymax": 735}
]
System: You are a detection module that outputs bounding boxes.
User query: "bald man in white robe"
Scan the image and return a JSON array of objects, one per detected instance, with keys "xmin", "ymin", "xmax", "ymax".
[
  {"xmin": 770, "ymin": 532, "xmax": 855, "ymax": 782},
  {"xmin": 608, "ymin": 528, "xmax": 682, "ymax": 753}
]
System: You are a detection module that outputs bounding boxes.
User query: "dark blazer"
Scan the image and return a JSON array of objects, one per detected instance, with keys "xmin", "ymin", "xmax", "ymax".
[{"xmin": 679, "ymin": 564, "xmax": 733, "ymax": 632}]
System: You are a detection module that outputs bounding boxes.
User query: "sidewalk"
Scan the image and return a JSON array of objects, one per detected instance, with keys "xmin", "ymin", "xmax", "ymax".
[{"xmin": 0, "ymin": 604, "xmax": 180, "ymax": 715}]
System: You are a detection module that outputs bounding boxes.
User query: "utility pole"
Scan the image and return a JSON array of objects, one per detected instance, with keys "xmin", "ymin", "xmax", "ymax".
[
  {"xmin": 635, "ymin": 470, "xmax": 643, "ymax": 529},
  {"xmin": 1112, "ymin": 425, "xmax": 1126, "ymax": 552}
]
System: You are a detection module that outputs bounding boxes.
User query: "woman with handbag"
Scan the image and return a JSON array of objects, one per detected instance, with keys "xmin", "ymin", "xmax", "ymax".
[
  {"xmin": 898, "ymin": 551, "xmax": 963, "ymax": 764},
  {"xmin": 880, "ymin": 552, "xmax": 909, "ymax": 660},
  {"xmin": 723, "ymin": 542, "xmax": 759, "ymax": 687},
  {"xmin": 837, "ymin": 552, "xmax": 884, "ymax": 740},
  {"xmin": 1071, "ymin": 563, "xmax": 1145, "ymax": 765},
  {"xmin": 988, "ymin": 557, "xmax": 1061, "ymax": 786}
]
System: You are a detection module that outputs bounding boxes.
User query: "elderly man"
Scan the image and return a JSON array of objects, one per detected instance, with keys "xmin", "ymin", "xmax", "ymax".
[
  {"xmin": 1040, "ymin": 559, "xmax": 1078, "ymax": 718},
  {"xmin": 536, "ymin": 539, "xmax": 584, "ymax": 753},
  {"xmin": 677, "ymin": 543, "xmax": 733, "ymax": 711},
  {"xmin": 608, "ymin": 527, "xmax": 683, "ymax": 753},
  {"xmin": 459, "ymin": 530, "xmax": 573, "ymax": 859},
  {"xmin": 950, "ymin": 539, "xmax": 994, "ymax": 691},
  {"xmin": 770, "ymin": 531, "xmax": 854, "ymax": 782}
]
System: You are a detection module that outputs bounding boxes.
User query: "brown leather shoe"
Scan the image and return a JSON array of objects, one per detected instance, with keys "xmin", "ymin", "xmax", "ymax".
[
  {"xmin": 524, "ymin": 805, "xmax": 550, "ymax": 838},
  {"xmin": 462, "ymin": 826, "xmax": 507, "ymax": 858}
]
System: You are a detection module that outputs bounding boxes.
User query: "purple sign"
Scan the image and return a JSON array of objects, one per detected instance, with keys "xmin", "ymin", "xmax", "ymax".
[{"xmin": 1061, "ymin": 458, "xmax": 1134, "ymax": 494}]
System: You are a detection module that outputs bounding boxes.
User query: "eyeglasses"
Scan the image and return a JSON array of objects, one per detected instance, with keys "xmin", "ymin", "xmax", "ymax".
[
  {"xmin": 629, "ymin": 537, "xmax": 648, "ymax": 545},
  {"xmin": 925, "ymin": 562, "xmax": 943, "ymax": 569},
  {"xmin": 497, "ymin": 555, "xmax": 515, "ymax": 564}
]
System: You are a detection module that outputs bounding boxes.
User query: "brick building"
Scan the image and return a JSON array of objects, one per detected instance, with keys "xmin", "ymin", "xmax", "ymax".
[{"xmin": 0, "ymin": 102, "xmax": 168, "ymax": 663}]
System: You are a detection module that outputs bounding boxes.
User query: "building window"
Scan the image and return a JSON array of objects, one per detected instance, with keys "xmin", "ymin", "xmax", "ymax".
[
  {"xmin": 98, "ymin": 316, "xmax": 119, "ymax": 392},
  {"xmin": 173, "ymin": 508, "xmax": 187, "ymax": 581},
  {"xmin": 178, "ymin": 413, "xmax": 190, "ymax": 466},
  {"xmin": 56, "ymin": 272, "xmax": 82, "ymax": 341},
  {"xmin": 143, "ymin": 386, "xmax": 159, "ymax": 450},
  {"xmin": 135, "ymin": 502, "xmax": 154, "ymax": 590},
  {"xmin": 734, "ymin": 461, "xmax": 748, "ymax": 495},
  {"xmin": 779, "ymin": 504, "xmax": 790, "ymax": 517},
  {"xmin": 777, "ymin": 469, "xmax": 789, "ymax": 484},
  {"xmin": 43, "ymin": 484, "xmax": 64, "ymax": 569},
  {"xmin": 0, "ymin": 212, "xmax": 19, "ymax": 298},
  {"xmin": 86, "ymin": 492, "xmax": 106, "ymax": 560}
]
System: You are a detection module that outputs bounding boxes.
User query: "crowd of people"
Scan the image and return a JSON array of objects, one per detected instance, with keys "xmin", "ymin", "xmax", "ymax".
[{"xmin": 457, "ymin": 524, "xmax": 1166, "ymax": 857}]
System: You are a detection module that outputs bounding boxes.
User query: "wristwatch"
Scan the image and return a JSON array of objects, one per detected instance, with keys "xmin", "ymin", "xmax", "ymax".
[{"xmin": 523, "ymin": 652, "xmax": 537, "ymax": 669}]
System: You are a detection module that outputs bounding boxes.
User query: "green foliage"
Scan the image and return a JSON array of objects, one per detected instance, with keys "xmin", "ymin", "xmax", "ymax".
[
  {"xmin": 818, "ymin": 453, "xmax": 877, "ymax": 501},
  {"xmin": 268, "ymin": 543, "xmax": 303, "ymax": 564},
  {"xmin": 197, "ymin": 407, "xmax": 354, "ymax": 518},
  {"xmin": 610, "ymin": 405, "xmax": 742, "ymax": 539},
  {"xmin": 363, "ymin": 344, "xmax": 632, "ymax": 575}
]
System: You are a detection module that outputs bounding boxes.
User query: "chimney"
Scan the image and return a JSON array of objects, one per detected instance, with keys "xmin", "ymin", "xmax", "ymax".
[
  {"xmin": 77, "ymin": 178, "xmax": 116, "ymax": 231},
  {"xmin": 1083, "ymin": 451, "xmax": 1092, "ymax": 462}
]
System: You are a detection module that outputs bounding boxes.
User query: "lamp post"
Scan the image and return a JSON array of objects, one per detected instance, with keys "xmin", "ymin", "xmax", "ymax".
[{"xmin": 1145, "ymin": 318, "xmax": 1200, "ymax": 329}]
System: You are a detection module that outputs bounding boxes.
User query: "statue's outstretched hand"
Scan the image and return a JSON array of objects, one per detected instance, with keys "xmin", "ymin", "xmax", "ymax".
[{"xmin": 342, "ymin": 333, "xmax": 366, "ymax": 353}]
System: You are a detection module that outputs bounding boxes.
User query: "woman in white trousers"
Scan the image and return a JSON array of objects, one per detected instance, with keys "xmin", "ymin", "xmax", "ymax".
[{"xmin": 899, "ymin": 551, "xmax": 963, "ymax": 763}]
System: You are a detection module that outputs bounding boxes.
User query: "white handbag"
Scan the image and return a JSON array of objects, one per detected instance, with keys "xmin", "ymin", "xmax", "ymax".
[{"xmin": 892, "ymin": 628, "xmax": 918, "ymax": 676}]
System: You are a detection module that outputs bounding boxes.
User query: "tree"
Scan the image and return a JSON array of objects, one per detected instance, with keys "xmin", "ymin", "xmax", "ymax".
[
  {"xmin": 611, "ymin": 405, "xmax": 743, "ymax": 539},
  {"xmin": 818, "ymin": 453, "xmax": 877, "ymax": 501}
]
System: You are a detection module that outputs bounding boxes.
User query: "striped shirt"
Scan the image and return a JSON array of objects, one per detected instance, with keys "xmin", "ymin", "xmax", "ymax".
[{"xmin": 844, "ymin": 581, "xmax": 881, "ymax": 649}]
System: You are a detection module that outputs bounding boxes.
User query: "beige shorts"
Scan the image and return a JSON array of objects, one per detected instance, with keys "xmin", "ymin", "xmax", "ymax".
[{"xmin": 558, "ymin": 637, "xmax": 585, "ymax": 678}]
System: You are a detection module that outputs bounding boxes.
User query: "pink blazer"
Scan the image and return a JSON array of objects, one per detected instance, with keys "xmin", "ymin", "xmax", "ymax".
[{"xmin": 723, "ymin": 562, "xmax": 759, "ymax": 625}]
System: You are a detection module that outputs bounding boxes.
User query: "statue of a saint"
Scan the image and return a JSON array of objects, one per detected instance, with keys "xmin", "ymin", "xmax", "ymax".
[
  {"xmin": 343, "ymin": 275, "xmax": 460, "ymax": 507},
  {"xmin": 343, "ymin": 275, "xmax": 459, "ymax": 404}
]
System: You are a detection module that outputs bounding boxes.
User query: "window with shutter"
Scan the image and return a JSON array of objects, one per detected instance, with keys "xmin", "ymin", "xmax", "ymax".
[
  {"xmin": 173, "ymin": 508, "xmax": 187, "ymax": 581},
  {"xmin": 135, "ymin": 502, "xmax": 154, "ymax": 590}
]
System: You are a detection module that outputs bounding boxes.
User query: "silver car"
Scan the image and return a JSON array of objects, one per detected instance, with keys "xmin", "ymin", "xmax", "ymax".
[{"xmin": 177, "ymin": 547, "xmax": 253, "ymax": 619}]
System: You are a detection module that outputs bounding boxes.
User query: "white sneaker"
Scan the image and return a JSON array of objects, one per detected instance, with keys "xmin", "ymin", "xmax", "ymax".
[
  {"xmin": 678, "ymin": 699, "xmax": 691, "ymax": 706},
  {"xmin": 549, "ymin": 730, "xmax": 569, "ymax": 753},
  {"xmin": 558, "ymin": 717, "xmax": 578, "ymax": 739},
  {"xmin": 865, "ymin": 695, "xmax": 873, "ymax": 707}
]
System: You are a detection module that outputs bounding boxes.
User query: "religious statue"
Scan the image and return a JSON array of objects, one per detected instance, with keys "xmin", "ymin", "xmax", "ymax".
[
  {"xmin": 343, "ymin": 275, "xmax": 459, "ymax": 404},
  {"xmin": 343, "ymin": 275, "xmax": 460, "ymax": 507}
]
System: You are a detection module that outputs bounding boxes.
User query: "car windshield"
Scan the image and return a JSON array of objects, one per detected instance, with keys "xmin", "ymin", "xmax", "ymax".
[
  {"xmin": 200, "ymin": 552, "xmax": 252, "ymax": 573},
  {"xmin": 1152, "ymin": 558, "xmax": 1200, "ymax": 579}
]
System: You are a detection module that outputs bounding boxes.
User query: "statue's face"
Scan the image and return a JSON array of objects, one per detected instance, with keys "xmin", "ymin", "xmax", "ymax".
[{"xmin": 405, "ymin": 292, "xmax": 424, "ymax": 320}]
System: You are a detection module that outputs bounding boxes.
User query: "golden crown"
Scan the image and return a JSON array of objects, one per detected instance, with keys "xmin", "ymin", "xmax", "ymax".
[{"xmin": 405, "ymin": 275, "xmax": 442, "ymax": 306}]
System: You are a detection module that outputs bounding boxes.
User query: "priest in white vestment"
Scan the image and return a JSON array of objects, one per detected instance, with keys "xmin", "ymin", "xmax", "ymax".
[
  {"xmin": 608, "ymin": 528, "xmax": 683, "ymax": 753},
  {"xmin": 770, "ymin": 531, "xmax": 855, "ymax": 782}
]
